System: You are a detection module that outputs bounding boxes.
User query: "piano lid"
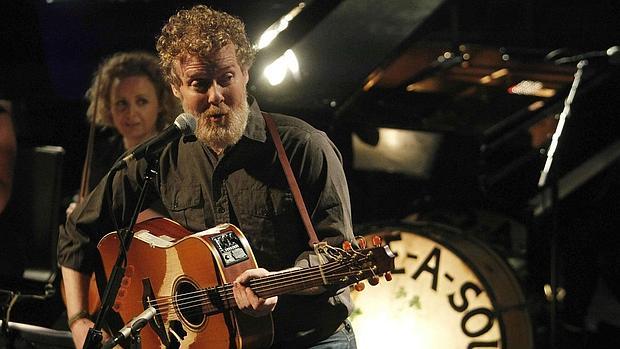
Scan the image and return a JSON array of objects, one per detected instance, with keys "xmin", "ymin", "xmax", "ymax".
[
  {"xmin": 249, "ymin": 0, "xmax": 449, "ymax": 117},
  {"xmin": 249, "ymin": 0, "xmax": 617, "ymax": 128}
]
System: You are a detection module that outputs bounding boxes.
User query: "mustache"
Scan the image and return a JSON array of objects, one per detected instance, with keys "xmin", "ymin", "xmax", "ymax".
[{"xmin": 199, "ymin": 104, "xmax": 231, "ymax": 118}]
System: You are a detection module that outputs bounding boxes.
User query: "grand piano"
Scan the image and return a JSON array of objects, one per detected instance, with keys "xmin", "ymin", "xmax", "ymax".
[{"xmin": 249, "ymin": 0, "xmax": 620, "ymax": 221}]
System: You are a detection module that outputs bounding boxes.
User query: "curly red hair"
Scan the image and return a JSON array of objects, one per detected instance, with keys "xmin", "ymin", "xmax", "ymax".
[{"xmin": 156, "ymin": 5, "xmax": 256, "ymax": 86}]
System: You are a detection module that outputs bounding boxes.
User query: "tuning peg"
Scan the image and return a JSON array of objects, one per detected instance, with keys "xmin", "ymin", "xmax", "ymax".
[
  {"xmin": 368, "ymin": 276, "xmax": 380, "ymax": 286},
  {"xmin": 354, "ymin": 282, "xmax": 365, "ymax": 292},
  {"xmin": 372, "ymin": 235, "xmax": 382, "ymax": 247},
  {"xmin": 356, "ymin": 237, "xmax": 367, "ymax": 249},
  {"xmin": 384, "ymin": 271, "xmax": 393, "ymax": 282},
  {"xmin": 342, "ymin": 240, "xmax": 353, "ymax": 251}
]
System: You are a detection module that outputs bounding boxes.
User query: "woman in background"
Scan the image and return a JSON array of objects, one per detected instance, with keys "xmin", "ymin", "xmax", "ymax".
[{"xmin": 66, "ymin": 51, "xmax": 180, "ymax": 219}]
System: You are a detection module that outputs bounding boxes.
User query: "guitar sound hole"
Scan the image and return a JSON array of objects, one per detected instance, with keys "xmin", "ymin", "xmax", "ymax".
[{"xmin": 175, "ymin": 279, "xmax": 206, "ymax": 328}]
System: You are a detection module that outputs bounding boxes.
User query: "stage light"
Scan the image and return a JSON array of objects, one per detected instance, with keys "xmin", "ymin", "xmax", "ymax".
[
  {"xmin": 508, "ymin": 80, "xmax": 556, "ymax": 97},
  {"xmin": 527, "ymin": 100, "xmax": 545, "ymax": 112},
  {"xmin": 491, "ymin": 68, "xmax": 509, "ymax": 79},
  {"xmin": 363, "ymin": 69, "xmax": 383, "ymax": 91},
  {"xmin": 256, "ymin": 2, "xmax": 306, "ymax": 50},
  {"xmin": 480, "ymin": 75, "xmax": 493, "ymax": 84},
  {"xmin": 263, "ymin": 50, "xmax": 299, "ymax": 86}
]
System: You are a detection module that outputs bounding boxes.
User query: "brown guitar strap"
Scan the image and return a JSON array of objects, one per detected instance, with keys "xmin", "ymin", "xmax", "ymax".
[{"xmin": 262, "ymin": 112, "xmax": 320, "ymax": 247}]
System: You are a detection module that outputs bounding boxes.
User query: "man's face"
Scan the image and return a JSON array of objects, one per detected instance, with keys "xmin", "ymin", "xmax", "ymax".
[{"xmin": 171, "ymin": 44, "xmax": 250, "ymax": 151}]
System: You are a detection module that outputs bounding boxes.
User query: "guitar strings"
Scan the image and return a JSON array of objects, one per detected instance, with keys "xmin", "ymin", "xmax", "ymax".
[
  {"xmin": 147, "ymin": 261, "xmax": 368, "ymax": 319},
  {"xmin": 152, "ymin": 269, "xmax": 364, "ymax": 322},
  {"xmin": 149, "ymin": 260, "xmax": 347, "ymax": 311},
  {"xmin": 151, "ymin": 257, "xmax": 361, "ymax": 307},
  {"xmin": 149, "ymin": 259, "xmax": 347, "ymax": 306},
  {"xmin": 150, "ymin": 264, "xmax": 352, "ymax": 322},
  {"xmin": 147, "ymin": 246, "xmax": 368, "ymax": 307},
  {"xmin": 147, "ymin": 246, "xmax": 369, "ymax": 308}
]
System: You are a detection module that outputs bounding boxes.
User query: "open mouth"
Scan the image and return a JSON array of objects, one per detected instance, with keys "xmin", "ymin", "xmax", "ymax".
[{"xmin": 207, "ymin": 114, "xmax": 225, "ymax": 122}]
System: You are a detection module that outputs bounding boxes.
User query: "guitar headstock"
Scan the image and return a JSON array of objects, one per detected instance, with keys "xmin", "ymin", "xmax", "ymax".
[{"xmin": 321, "ymin": 236, "xmax": 396, "ymax": 290}]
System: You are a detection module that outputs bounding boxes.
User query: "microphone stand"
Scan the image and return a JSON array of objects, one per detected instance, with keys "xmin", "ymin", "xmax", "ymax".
[
  {"xmin": 83, "ymin": 156, "xmax": 160, "ymax": 349},
  {"xmin": 537, "ymin": 59, "xmax": 587, "ymax": 349},
  {"xmin": 101, "ymin": 316, "xmax": 151, "ymax": 349},
  {"xmin": 130, "ymin": 328, "xmax": 143, "ymax": 349}
]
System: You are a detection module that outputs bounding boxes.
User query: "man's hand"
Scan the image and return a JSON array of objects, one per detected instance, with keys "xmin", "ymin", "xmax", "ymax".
[
  {"xmin": 61, "ymin": 266, "xmax": 110, "ymax": 348},
  {"xmin": 66, "ymin": 202, "xmax": 78, "ymax": 218},
  {"xmin": 69, "ymin": 318, "xmax": 110, "ymax": 349},
  {"xmin": 233, "ymin": 268, "xmax": 277, "ymax": 317}
]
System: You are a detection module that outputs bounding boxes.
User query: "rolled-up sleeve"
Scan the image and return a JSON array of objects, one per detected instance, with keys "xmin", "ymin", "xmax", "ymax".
[
  {"xmin": 298, "ymin": 130, "xmax": 354, "ymax": 246},
  {"xmin": 57, "ymin": 158, "xmax": 155, "ymax": 273}
]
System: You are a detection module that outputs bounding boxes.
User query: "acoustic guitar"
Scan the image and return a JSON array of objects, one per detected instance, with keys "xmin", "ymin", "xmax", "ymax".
[{"xmin": 87, "ymin": 217, "xmax": 395, "ymax": 349}]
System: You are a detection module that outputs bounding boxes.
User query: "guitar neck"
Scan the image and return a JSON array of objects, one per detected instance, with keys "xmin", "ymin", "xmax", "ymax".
[
  {"xmin": 204, "ymin": 262, "xmax": 338, "ymax": 313},
  {"xmin": 250, "ymin": 265, "xmax": 332, "ymax": 299},
  {"xmin": 167, "ymin": 244, "xmax": 392, "ymax": 317}
]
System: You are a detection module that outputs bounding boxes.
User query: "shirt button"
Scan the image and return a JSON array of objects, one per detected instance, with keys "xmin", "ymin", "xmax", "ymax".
[{"xmin": 216, "ymin": 207, "xmax": 225, "ymax": 213}]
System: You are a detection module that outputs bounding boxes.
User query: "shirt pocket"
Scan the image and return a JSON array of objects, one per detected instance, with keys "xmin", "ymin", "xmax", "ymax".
[
  {"xmin": 242, "ymin": 187, "xmax": 295, "ymax": 220},
  {"xmin": 270, "ymin": 190, "xmax": 296, "ymax": 216},
  {"xmin": 268, "ymin": 189, "xmax": 308, "ymax": 262},
  {"xmin": 161, "ymin": 184, "xmax": 206, "ymax": 231}
]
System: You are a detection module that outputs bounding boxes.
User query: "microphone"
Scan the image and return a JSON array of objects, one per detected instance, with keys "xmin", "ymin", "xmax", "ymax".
[
  {"xmin": 112, "ymin": 113, "xmax": 196, "ymax": 171},
  {"xmin": 554, "ymin": 46, "xmax": 620, "ymax": 64},
  {"xmin": 102, "ymin": 306, "xmax": 157, "ymax": 348}
]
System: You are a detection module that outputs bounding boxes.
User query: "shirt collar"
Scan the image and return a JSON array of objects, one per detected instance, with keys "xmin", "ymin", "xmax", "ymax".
[{"xmin": 242, "ymin": 95, "xmax": 267, "ymax": 143}]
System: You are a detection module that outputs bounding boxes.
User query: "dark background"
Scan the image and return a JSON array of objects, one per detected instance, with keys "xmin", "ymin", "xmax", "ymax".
[
  {"xmin": 1, "ymin": 1, "xmax": 619, "ymax": 348},
  {"xmin": 1, "ymin": 0, "xmax": 618, "ymax": 205}
]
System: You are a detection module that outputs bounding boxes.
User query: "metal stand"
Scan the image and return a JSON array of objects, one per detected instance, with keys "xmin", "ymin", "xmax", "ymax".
[
  {"xmin": 130, "ymin": 332, "xmax": 142, "ymax": 349},
  {"xmin": 537, "ymin": 59, "xmax": 588, "ymax": 349},
  {"xmin": 83, "ymin": 157, "xmax": 159, "ymax": 349},
  {"xmin": 101, "ymin": 312, "xmax": 153, "ymax": 349},
  {"xmin": 0, "ymin": 290, "xmax": 17, "ymax": 348}
]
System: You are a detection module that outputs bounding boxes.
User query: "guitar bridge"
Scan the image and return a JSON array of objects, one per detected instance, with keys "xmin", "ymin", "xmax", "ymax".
[{"xmin": 142, "ymin": 278, "xmax": 170, "ymax": 347}]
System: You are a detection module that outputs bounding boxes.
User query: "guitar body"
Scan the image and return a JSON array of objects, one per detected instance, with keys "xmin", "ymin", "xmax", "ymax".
[
  {"xmin": 90, "ymin": 218, "xmax": 274, "ymax": 349},
  {"xmin": 83, "ymin": 218, "xmax": 396, "ymax": 348}
]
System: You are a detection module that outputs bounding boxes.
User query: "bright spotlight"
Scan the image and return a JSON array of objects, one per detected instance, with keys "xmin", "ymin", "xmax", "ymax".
[
  {"xmin": 263, "ymin": 49, "xmax": 299, "ymax": 86},
  {"xmin": 255, "ymin": 2, "xmax": 305, "ymax": 50}
]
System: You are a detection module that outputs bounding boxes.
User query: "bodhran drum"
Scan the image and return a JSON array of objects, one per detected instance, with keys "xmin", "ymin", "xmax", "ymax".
[{"xmin": 351, "ymin": 222, "xmax": 533, "ymax": 349}]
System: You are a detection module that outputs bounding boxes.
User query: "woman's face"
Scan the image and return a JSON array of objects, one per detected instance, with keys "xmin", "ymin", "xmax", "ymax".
[{"xmin": 110, "ymin": 75, "xmax": 160, "ymax": 148}]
